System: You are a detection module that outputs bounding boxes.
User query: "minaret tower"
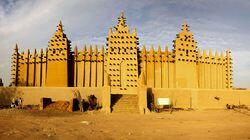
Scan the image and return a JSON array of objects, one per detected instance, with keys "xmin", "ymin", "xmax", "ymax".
[
  {"xmin": 11, "ymin": 44, "xmax": 19, "ymax": 86},
  {"xmin": 106, "ymin": 11, "xmax": 139, "ymax": 91},
  {"xmin": 46, "ymin": 21, "xmax": 71, "ymax": 87},
  {"xmin": 173, "ymin": 22, "xmax": 198, "ymax": 88}
]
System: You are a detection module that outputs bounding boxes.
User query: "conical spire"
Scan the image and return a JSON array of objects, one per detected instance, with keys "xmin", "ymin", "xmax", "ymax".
[
  {"xmin": 40, "ymin": 49, "xmax": 43, "ymax": 56},
  {"xmin": 100, "ymin": 45, "xmax": 104, "ymax": 54},
  {"xmin": 149, "ymin": 45, "xmax": 154, "ymax": 55},
  {"xmin": 157, "ymin": 45, "xmax": 161, "ymax": 55},
  {"xmin": 88, "ymin": 45, "xmax": 93, "ymax": 54},
  {"xmin": 83, "ymin": 45, "xmax": 87, "ymax": 53},
  {"xmin": 164, "ymin": 45, "xmax": 169, "ymax": 55},
  {"xmin": 57, "ymin": 20, "xmax": 63, "ymax": 32},
  {"xmin": 141, "ymin": 45, "xmax": 146, "ymax": 55},
  {"xmin": 133, "ymin": 27, "xmax": 137, "ymax": 35},
  {"xmin": 15, "ymin": 43, "xmax": 18, "ymax": 51},
  {"xmin": 120, "ymin": 10, "xmax": 125, "ymax": 18},
  {"xmin": 181, "ymin": 21, "xmax": 189, "ymax": 32},
  {"xmin": 117, "ymin": 11, "xmax": 127, "ymax": 27}
]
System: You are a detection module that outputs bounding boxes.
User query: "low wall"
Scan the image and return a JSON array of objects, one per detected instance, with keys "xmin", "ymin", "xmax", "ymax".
[
  {"xmin": 152, "ymin": 88, "xmax": 250, "ymax": 109},
  {"xmin": 0, "ymin": 87, "xmax": 104, "ymax": 106},
  {"xmin": 1, "ymin": 87, "xmax": 250, "ymax": 110}
]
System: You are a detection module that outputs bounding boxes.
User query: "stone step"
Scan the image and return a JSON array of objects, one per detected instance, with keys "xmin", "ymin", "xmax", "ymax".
[
  {"xmin": 112, "ymin": 111, "xmax": 140, "ymax": 113},
  {"xmin": 112, "ymin": 106, "xmax": 139, "ymax": 112},
  {"xmin": 115, "ymin": 98, "xmax": 138, "ymax": 101},
  {"xmin": 114, "ymin": 99, "xmax": 138, "ymax": 102},
  {"xmin": 113, "ymin": 104, "xmax": 138, "ymax": 108},
  {"xmin": 112, "ymin": 109, "xmax": 140, "ymax": 113},
  {"xmin": 118, "ymin": 97, "xmax": 138, "ymax": 99},
  {"xmin": 111, "ymin": 94, "xmax": 139, "ymax": 113},
  {"xmin": 113, "ymin": 107, "xmax": 138, "ymax": 110},
  {"xmin": 113, "ymin": 102, "xmax": 138, "ymax": 105},
  {"xmin": 115, "ymin": 96, "xmax": 138, "ymax": 99},
  {"xmin": 112, "ymin": 101, "xmax": 138, "ymax": 105}
]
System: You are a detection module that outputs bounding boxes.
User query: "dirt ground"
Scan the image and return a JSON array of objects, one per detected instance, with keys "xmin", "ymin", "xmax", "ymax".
[{"xmin": 0, "ymin": 109, "xmax": 249, "ymax": 140}]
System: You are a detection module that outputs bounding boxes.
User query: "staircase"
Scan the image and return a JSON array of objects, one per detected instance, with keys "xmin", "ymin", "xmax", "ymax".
[{"xmin": 111, "ymin": 94, "xmax": 139, "ymax": 113}]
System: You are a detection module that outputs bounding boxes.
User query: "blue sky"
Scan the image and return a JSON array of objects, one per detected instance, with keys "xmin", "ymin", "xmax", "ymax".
[{"xmin": 0, "ymin": 0, "xmax": 250, "ymax": 88}]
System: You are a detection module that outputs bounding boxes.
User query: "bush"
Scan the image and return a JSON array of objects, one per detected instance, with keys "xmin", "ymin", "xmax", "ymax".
[{"xmin": 0, "ymin": 87, "xmax": 23, "ymax": 107}]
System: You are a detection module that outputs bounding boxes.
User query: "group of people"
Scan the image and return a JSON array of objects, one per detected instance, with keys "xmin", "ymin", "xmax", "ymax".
[
  {"xmin": 10, "ymin": 97, "xmax": 23, "ymax": 109},
  {"xmin": 74, "ymin": 90, "xmax": 99, "ymax": 112}
]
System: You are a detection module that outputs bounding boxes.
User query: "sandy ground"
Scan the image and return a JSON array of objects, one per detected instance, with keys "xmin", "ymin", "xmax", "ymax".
[{"xmin": 0, "ymin": 109, "xmax": 249, "ymax": 140}]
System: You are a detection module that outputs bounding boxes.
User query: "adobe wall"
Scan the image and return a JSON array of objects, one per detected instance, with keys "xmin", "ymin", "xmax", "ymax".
[
  {"xmin": 152, "ymin": 88, "xmax": 250, "ymax": 109},
  {"xmin": 0, "ymin": 87, "xmax": 104, "ymax": 106},
  {"xmin": 1, "ymin": 87, "xmax": 250, "ymax": 111}
]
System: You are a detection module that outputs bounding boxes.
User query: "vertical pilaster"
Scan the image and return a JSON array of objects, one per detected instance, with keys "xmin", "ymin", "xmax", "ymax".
[
  {"xmin": 162, "ymin": 46, "xmax": 169, "ymax": 88},
  {"xmin": 91, "ymin": 45, "xmax": 98, "ymax": 87},
  {"xmin": 147, "ymin": 46, "xmax": 155, "ymax": 88},
  {"xmin": 155, "ymin": 46, "xmax": 162, "ymax": 88},
  {"xmin": 97, "ymin": 45, "xmax": 105, "ymax": 87},
  {"xmin": 74, "ymin": 46, "xmax": 78, "ymax": 87},
  {"xmin": 85, "ymin": 45, "xmax": 92, "ymax": 87},
  {"xmin": 82, "ymin": 46, "xmax": 86, "ymax": 87}
]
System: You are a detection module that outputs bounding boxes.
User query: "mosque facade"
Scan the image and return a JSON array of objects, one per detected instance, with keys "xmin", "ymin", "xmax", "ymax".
[{"xmin": 11, "ymin": 12, "xmax": 233, "ymax": 91}]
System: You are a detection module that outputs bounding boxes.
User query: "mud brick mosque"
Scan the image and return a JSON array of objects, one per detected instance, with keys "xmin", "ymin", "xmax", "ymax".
[
  {"xmin": 11, "ymin": 11, "xmax": 233, "ymax": 90},
  {"xmin": 8, "ymin": 11, "xmax": 244, "ymax": 113}
]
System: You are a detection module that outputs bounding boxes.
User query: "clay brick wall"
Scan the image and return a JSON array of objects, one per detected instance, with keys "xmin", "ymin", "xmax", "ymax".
[
  {"xmin": 0, "ymin": 87, "xmax": 103, "ymax": 106},
  {"xmin": 74, "ymin": 45, "xmax": 105, "ymax": 87},
  {"xmin": 1, "ymin": 87, "xmax": 249, "ymax": 110},
  {"xmin": 153, "ymin": 88, "xmax": 250, "ymax": 109}
]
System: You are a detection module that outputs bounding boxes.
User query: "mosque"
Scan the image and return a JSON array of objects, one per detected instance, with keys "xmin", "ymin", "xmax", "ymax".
[
  {"xmin": 11, "ymin": 11, "xmax": 233, "ymax": 91},
  {"xmin": 6, "ymin": 11, "xmax": 250, "ymax": 114}
]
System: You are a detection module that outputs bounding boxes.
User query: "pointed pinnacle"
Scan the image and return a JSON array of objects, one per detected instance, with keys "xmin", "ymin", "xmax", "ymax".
[
  {"xmin": 165, "ymin": 45, "xmax": 169, "ymax": 54},
  {"xmin": 142, "ymin": 45, "xmax": 146, "ymax": 54},
  {"xmin": 120, "ymin": 10, "xmax": 125, "ymax": 18},
  {"xmin": 133, "ymin": 28, "xmax": 137, "ymax": 33},
  {"xmin": 182, "ymin": 21, "xmax": 189, "ymax": 32},
  {"xmin": 157, "ymin": 45, "xmax": 161, "ymax": 54},
  {"xmin": 100, "ymin": 45, "xmax": 104, "ymax": 54},
  {"xmin": 15, "ymin": 43, "xmax": 18, "ymax": 50},
  {"xmin": 150, "ymin": 45, "xmax": 154, "ymax": 55},
  {"xmin": 88, "ymin": 45, "xmax": 93, "ymax": 53},
  {"xmin": 57, "ymin": 20, "xmax": 63, "ymax": 32}
]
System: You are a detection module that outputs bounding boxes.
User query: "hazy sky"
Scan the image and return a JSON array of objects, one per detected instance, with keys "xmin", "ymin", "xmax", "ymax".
[{"xmin": 0, "ymin": 0, "xmax": 250, "ymax": 88}]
